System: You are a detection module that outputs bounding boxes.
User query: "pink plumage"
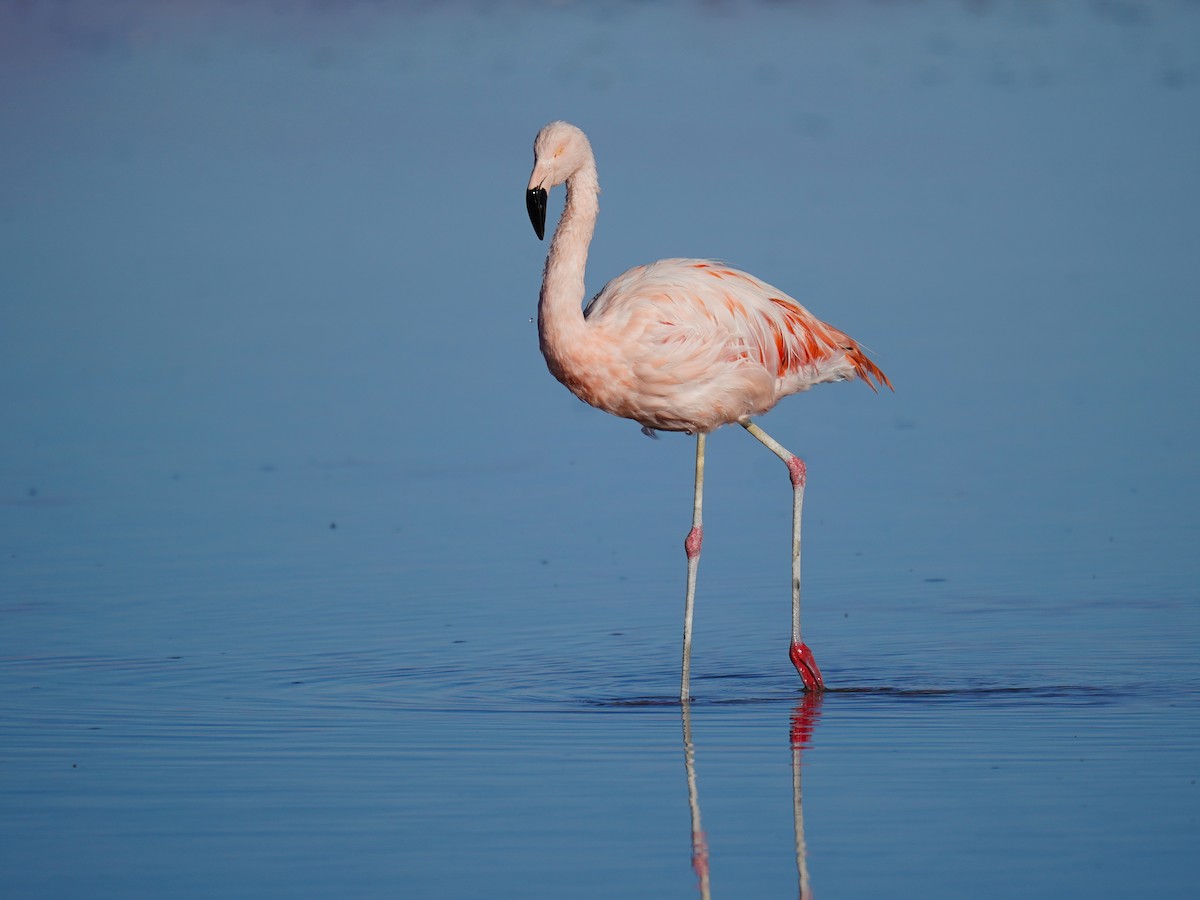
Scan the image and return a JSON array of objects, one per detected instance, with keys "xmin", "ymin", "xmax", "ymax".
[
  {"xmin": 526, "ymin": 121, "xmax": 891, "ymax": 700},
  {"xmin": 576, "ymin": 258, "xmax": 891, "ymax": 434}
]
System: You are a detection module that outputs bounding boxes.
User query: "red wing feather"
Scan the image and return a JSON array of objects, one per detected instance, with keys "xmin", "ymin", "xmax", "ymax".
[{"xmin": 768, "ymin": 298, "xmax": 893, "ymax": 390}]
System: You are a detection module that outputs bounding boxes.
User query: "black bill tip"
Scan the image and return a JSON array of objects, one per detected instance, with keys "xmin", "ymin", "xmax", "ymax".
[{"xmin": 526, "ymin": 187, "xmax": 547, "ymax": 240}]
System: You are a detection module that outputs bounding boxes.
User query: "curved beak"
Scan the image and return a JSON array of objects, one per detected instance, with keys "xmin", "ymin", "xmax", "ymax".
[{"xmin": 526, "ymin": 187, "xmax": 547, "ymax": 240}]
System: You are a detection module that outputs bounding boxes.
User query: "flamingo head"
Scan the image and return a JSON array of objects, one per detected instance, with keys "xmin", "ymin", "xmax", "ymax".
[{"xmin": 527, "ymin": 121, "xmax": 593, "ymax": 240}]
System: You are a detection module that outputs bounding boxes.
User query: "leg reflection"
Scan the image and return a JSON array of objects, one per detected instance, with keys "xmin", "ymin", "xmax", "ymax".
[
  {"xmin": 790, "ymin": 693, "xmax": 824, "ymax": 900},
  {"xmin": 680, "ymin": 701, "xmax": 711, "ymax": 900}
]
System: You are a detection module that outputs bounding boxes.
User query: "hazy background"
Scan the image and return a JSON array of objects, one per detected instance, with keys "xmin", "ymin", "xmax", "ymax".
[{"xmin": 2, "ymin": 2, "xmax": 1198, "ymax": 897}]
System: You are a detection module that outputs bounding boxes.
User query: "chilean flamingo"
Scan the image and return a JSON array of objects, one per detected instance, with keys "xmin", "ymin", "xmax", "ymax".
[{"xmin": 526, "ymin": 121, "xmax": 891, "ymax": 701}]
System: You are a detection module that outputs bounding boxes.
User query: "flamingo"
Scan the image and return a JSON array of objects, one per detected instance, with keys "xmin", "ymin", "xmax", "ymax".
[{"xmin": 526, "ymin": 121, "xmax": 891, "ymax": 701}]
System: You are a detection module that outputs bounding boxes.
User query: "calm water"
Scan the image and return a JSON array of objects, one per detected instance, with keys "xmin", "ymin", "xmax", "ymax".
[{"xmin": 2, "ymin": 2, "xmax": 1199, "ymax": 897}]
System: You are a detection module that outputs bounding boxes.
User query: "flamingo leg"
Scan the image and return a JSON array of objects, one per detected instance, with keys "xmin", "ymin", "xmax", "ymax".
[
  {"xmin": 681, "ymin": 432, "xmax": 705, "ymax": 702},
  {"xmin": 742, "ymin": 421, "xmax": 825, "ymax": 691}
]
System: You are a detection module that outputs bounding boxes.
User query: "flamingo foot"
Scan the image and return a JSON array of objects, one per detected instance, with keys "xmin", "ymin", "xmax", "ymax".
[{"xmin": 789, "ymin": 642, "xmax": 825, "ymax": 692}]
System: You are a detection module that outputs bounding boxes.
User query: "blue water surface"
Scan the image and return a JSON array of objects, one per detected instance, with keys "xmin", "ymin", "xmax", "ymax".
[{"xmin": 2, "ymin": 2, "xmax": 1198, "ymax": 897}]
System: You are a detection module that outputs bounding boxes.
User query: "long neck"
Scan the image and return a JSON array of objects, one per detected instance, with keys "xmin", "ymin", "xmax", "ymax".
[{"xmin": 538, "ymin": 159, "xmax": 599, "ymax": 358}]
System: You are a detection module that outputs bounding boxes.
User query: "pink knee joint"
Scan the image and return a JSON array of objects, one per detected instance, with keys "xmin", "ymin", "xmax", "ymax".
[
  {"xmin": 684, "ymin": 526, "xmax": 703, "ymax": 559},
  {"xmin": 786, "ymin": 456, "xmax": 807, "ymax": 488}
]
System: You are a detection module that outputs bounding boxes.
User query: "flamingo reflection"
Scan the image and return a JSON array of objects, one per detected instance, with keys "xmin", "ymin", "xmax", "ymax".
[
  {"xmin": 680, "ymin": 701, "xmax": 712, "ymax": 900},
  {"xmin": 680, "ymin": 694, "xmax": 824, "ymax": 899},
  {"xmin": 791, "ymin": 693, "xmax": 824, "ymax": 899}
]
